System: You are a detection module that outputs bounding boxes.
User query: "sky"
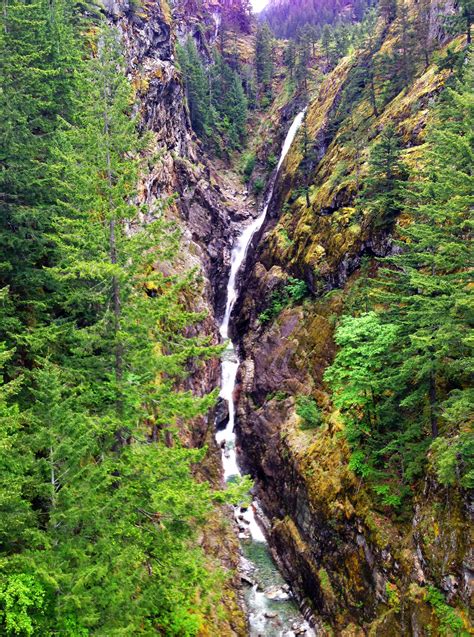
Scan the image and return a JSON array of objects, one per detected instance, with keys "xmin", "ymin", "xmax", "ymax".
[{"xmin": 251, "ymin": 0, "xmax": 270, "ymax": 12}]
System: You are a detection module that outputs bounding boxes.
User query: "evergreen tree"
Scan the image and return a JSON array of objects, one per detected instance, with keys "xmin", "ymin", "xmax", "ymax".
[
  {"xmin": 298, "ymin": 113, "xmax": 316, "ymax": 207},
  {"xmin": 284, "ymin": 38, "xmax": 297, "ymax": 78},
  {"xmin": 414, "ymin": 0, "xmax": 433, "ymax": 68},
  {"xmin": 295, "ymin": 35, "xmax": 311, "ymax": 94},
  {"xmin": 326, "ymin": 60, "xmax": 474, "ymax": 504},
  {"xmin": 378, "ymin": 0, "xmax": 397, "ymax": 23},
  {"xmin": 211, "ymin": 53, "xmax": 248, "ymax": 149},
  {"xmin": 452, "ymin": 0, "xmax": 474, "ymax": 45},
  {"xmin": 0, "ymin": 11, "xmax": 230, "ymax": 634},
  {"xmin": 177, "ymin": 38, "xmax": 212, "ymax": 138},
  {"xmin": 255, "ymin": 23, "xmax": 274, "ymax": 96},
  {"xmin": 0, "ymin": 0, "xmax": 80, "ymax": 348},
  {"xmin": 357, "ymin": 124, "xmax": 407, "ymax": 227},
  {"xmin": 321, "ymin": 24, "xmax": 333, "ymax": 66}
]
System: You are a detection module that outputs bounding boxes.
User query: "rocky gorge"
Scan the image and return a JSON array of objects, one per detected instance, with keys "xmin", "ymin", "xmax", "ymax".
[{"xmin": 105, "ymin": 1, "xmax": 472, "ymax": 635}]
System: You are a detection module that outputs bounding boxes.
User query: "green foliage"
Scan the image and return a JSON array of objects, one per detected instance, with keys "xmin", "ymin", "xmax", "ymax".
[
  {"xmin": 296, "ymin": 395, "xmax": 322, "ymax": 430},
  {"xmin": 258, "ymin": 277, "xmax": 308, "ymax": 324},
  {"xmin": 385, "ymin": 582, "xmax": 401, "ymax": 611},
  {"xmin": 214, "ymin": 475, "xmax": 253, "ymax": 507},
  {"xmin": 177, "ymin": 38, "xmax": 212, "ymax": 138},
  {"xmin": 255, "ymin": 23, "xmax": 274, "ymax": 97},
  {"xmin": 241, "ymin": 151, "xmax": 256, "ymax": 181},
  {"xmin": 425, "ymin": 587, "xmax": 467, "ymax": 636},
  {"xmin": 252, "ymin": 177, "xmax": 265, "ymax": 195},
  {"xmin": 0, "ymin": 575, "xmax": 46, "ymax": 637},
  {"xmin": 267, "ymin": 153, "xmax": 278, "ymax": 170},
  {"xmin": 0, "ymin": 6, "xmax": 226, "ymax": 635},
  {"xmin": 430, "ymin": 428, "xmax": 474, "ymax": 489},
  {"xmin": 325, "ymin": 59, "xmax": 474, "ymax": 506},
  {"xmin": 357, "ymin": 124, "xmax": 408, "ymax": 227},
  {"xmin": 178, "ymin": 41, "xmax": 248, "ymax": 152}
]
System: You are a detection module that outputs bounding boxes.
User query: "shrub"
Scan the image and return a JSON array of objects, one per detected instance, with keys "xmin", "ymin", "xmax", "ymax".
[
  {"xmin": 252, "ymin": 178, "xmax": 265, "ymax": 195},
  {"xmin": 258, "ymin": 277, "xmax": 308, "ymax": 324},
  {"xmin": 295, "ymin": 395, "xmax": 322, "ymax": 430},
  {"xmin": 241, "ymin": 152, "xmax": 256, "ymax": 182},
  {"xmin": 266, "ymin": 153, "xmax": 278, "ymax": 170},
  {"xmin": 425, "ymin": 587, "xmax": 467, "ymax": 636}
]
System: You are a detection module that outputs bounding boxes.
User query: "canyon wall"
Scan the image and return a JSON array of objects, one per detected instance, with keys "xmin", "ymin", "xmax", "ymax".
[
  {"xmin": 104, "ymin": 1, "xmax": 251, "ymax": 634},
  {"xmin": 233, "ymin": 4, "xmax": 472, "ymax": 635}
]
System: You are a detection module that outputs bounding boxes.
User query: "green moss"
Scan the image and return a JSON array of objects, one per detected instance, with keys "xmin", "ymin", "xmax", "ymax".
[
  {"xmin": 385, "ymin": 583, "xmax": 400, "ymax": 612},
  {"xmin": 318, "ymin": 568, "xmax": 335, "ymax": 597}
]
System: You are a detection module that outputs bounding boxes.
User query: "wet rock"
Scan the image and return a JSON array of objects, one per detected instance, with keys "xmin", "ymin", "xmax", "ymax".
[
  {"xmin": 265, "ymin": 585, "xmax": 291, "ymax": 601},
  {"xmin": 264, "ymin": 611, "xmax": 278, "ymax": 619},
  {"xmin": 215, "ymin": 397, "xmax": 229, "ymax": 430},
  {"xmin": 241, "ymin": 574, "xmax": 255, "ymax": 587}
]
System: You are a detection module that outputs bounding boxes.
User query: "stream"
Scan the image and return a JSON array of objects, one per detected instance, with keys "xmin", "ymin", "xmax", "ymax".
[{"xmin": 216, "ymin": 111, "xmax": 316, "ymax": 636}]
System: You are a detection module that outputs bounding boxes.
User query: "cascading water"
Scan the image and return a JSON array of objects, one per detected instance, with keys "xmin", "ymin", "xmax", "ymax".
[{"xmin": 216, "ymin": 111, "xmax": 316, "ymax": 636}]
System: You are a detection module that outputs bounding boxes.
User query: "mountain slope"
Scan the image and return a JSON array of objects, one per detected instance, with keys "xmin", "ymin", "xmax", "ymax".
[{"xmin": 233, "ymin": 1, "xmax": 473, "ymax": 633}]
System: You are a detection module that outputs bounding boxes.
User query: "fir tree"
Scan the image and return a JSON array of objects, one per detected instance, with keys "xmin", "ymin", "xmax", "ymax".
[
  {"xmin": 177, "ymin": 38, "xmax": 212, "ymax": 138},
  {"xmin": 0, "ymin": 13, "xmax": 228, "ymax": 635},
  {"xmin": 326, "ymin": 59, "xmax": 474, "ymax": 504},
  {"xmin": 357, "ymin": 124, "xmax": 407, "ymax": 227},
  {"xmin": 255, "ymin": 23, "xmax": 274, "ymax": 96},
  {"xmin": 0, "ymin": 0, "xmax": 80, "ymax": 346}
]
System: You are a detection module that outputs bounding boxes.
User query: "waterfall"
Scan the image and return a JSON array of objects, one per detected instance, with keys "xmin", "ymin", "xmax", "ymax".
[
  {"xmin": 219, "ymin": 109, "xmax": 307, "ymax": 342},
  {"xmin": 216, "ymin": 110, "xmax": 316, "ymax": 636}
]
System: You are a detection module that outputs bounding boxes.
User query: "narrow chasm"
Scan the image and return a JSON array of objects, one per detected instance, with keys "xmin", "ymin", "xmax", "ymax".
[{"xmin": 215, "ymin": 113, "xmax": 317, "ymax": 637}]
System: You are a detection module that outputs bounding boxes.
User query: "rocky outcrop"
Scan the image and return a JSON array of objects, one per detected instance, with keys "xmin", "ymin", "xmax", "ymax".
[{"xmin": 236, "ymin": 294, "xmax": 472, "ymax": 633}]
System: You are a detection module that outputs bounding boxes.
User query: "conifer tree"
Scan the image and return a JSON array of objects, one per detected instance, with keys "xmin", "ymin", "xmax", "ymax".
[
  {"xmin": 284, "ymin": 38, "xmax": 297, "ymax": 78},
  {"xmin": 0, "ymin": 12, "xmax": 227, "ymax": 634},
  {"xmin": 255, "ymin": 23, "xmax": 274, "ymax": 96},
  {"xmin": 326, "ymin": 58, "xmax": 474, "ymax": 503},
  {"xmin": 321, "ymin": 24, "xmax": 333, "ymax": 66},
  {"xmin": 357, "ymin": 124, "xmax": 407, "ymax": 227},
  {"xmin": 0, "ymin": 0, "xmax": 80, "ymax": 346},
  {"xmin": 177, "ymin": 38, "xmax": 212, "ymax": 138},
  {"xmin": 378, "ymin": 0, "xmax": 397, "ymax": 23}
]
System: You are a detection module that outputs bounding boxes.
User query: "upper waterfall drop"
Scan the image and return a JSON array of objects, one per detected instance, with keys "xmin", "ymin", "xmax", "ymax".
[{"xmin": 219, "ymin": 109, "xmax": 307, "ymax": 340}]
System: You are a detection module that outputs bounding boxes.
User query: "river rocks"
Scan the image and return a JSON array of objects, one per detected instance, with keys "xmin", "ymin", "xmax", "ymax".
[{"xmin": 265, "ymin": 585, "xmax": 291, "ymax": 601}]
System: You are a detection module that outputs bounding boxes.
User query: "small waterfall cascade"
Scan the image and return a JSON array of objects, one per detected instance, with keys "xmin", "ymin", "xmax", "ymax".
[{"xmin": 216, "ymin": 110, "xmax": 315, "ymax": 636}]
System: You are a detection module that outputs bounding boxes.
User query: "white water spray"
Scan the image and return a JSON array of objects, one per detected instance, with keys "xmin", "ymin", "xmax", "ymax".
[{"xmin": 219, "ymin": 109, "xmax": 306, "ymax": 342}]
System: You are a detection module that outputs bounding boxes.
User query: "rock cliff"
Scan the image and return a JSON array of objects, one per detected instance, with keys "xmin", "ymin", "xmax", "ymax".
[
  {"xmin": 103, "ymin": 1, "xmax": 472, "ymax": 634},
  {"xmin": 233, "ymin": 4, "xmax": 472, "ymax": 635}
]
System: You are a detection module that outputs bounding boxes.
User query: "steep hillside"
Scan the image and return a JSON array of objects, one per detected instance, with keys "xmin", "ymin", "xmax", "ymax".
[
  {"xmin": 104, "ymin": 2, "xmax": 255, "ymax": 634},
  {"xmin": 233, "ymin": 0, "xmax": 473, "ymax": 634},
  {"xmin": 0, "ymin": 0, "xmax": 471, "ymax": 634},
  {"xmin": 260, "ymin": 0, "xmax": 358, "ymax": 38}
]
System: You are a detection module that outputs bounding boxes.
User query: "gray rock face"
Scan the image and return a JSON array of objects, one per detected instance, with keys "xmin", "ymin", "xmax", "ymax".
[{"xmin": 104, "ymin": 0, "xmax": 254, "ymax": 317}]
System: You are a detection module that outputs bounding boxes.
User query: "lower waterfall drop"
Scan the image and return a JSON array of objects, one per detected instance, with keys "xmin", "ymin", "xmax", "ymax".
[{"xmin": 216, "ymin": 111, "xmax": 316, "ymax": 636}]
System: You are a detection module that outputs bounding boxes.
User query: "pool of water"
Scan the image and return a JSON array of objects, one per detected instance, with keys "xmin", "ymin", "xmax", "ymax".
[{"xmin": 241, "ymin": 539, "xmax": 314, "ymax": 636}]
